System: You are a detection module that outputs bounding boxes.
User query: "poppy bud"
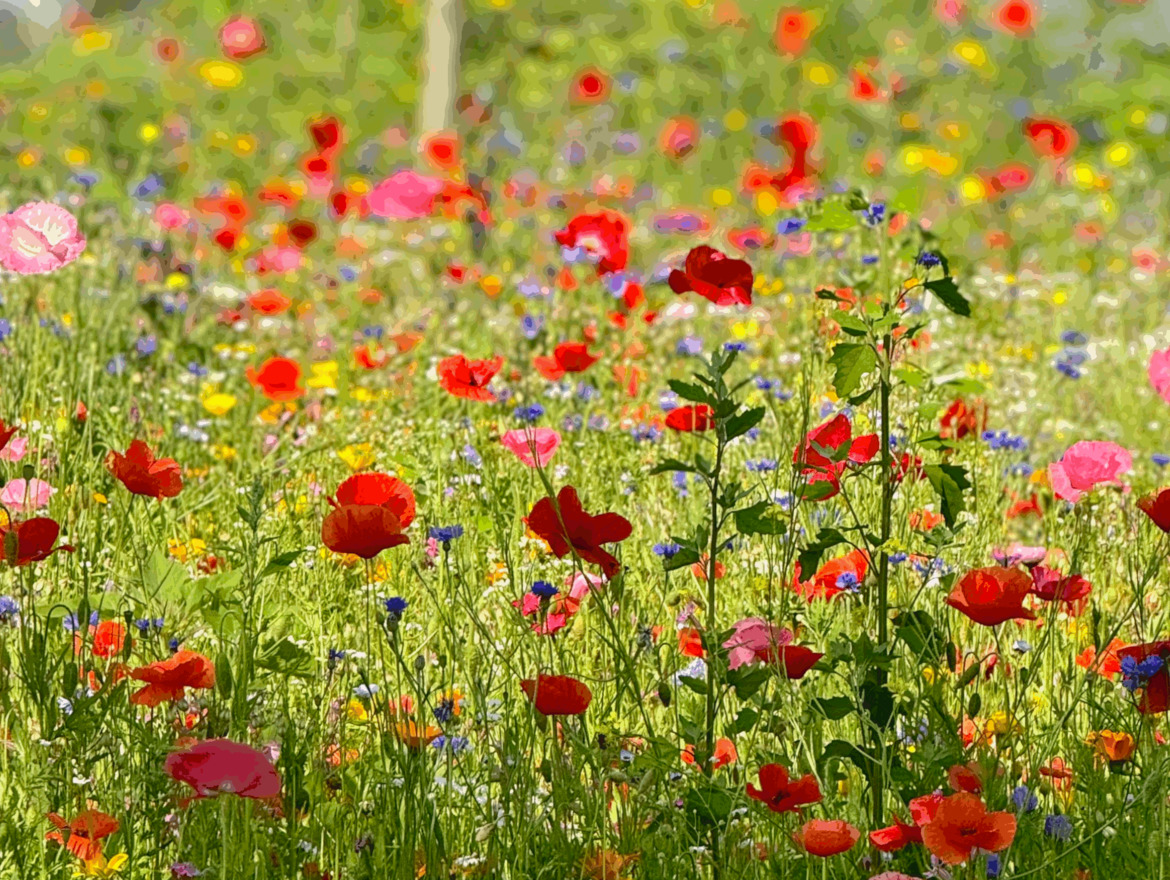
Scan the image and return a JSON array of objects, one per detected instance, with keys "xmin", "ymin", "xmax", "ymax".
[
  {"xmin": 413, "ymin": 654, "xmax": 426, "ymax": 672},
  {"xmin": 657, "ymin": 681, "xmax": 672, "ymax": 708}
]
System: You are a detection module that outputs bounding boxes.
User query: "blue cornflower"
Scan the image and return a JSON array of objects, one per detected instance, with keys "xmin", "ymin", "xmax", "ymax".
[
  {"xmin": 986, "ymin": 853, "xmax": 1001, "ymax": 878},
  {"xmin": 777, "ymin": 217, "xmax": 806, "ymax": 235},
  {"xmin": 1121, "ymin": 654, "xmax": 1163, "ymax": 693},
  {"xmin": 653, "ymin": 542, "xmax": 682, "ymax": 559},
  {"xmin": 339, "ymin": 266, "xmax": 358, "ymax": 282},
  {"xmin": 0, "ymin": 596, "xmax": 18, "ymax": 622},
  {"xmin": 1012, "ymin": 639, "xmax": 1032, "ymax": 654},
  {"xmin": 106, "ymin": 354, "xmax": 127, "ymax": 376},
  {"xmin": 917, "ymin": 251, "xmax": 942, "ymax": 268},
  {"xmin": 521, "ymin": 314, "xmax": 544, "ymax": 339},
  {"xmin": 629, "ymin": 424, "xmax": 662, "ymax": 443},
  {"xmin": 429, "ymin": 525, "xmax": 464, "ymax": 546},
  {"xmin": 461, "ymin": 445, "xmax": 482, "ymax": 468},
  {"xmin": 835, "ymin": 571, "xmax": 860, "ymax": 593},
  {"xmin": 0, "ymin": 319, "xmax": 11, "ymax": 341},
  {"xmin": 1060, "ymin": 330, "xmax": 1088, "ymax": 346},
  {"xmin": 136, "ymin": 335, "xmax": 158, "ymax": 358},
  {"xmin": 754, "ymin": 377, "xmax": 778, "ymax": 392},
  {"xmin": 431, "ymin": 735, "xmax": 472, "ymax": 753},
  {"xmin": 723, "ymin": 342, "xmax": 748, "ymax": 352},
  {"xmin": 133, "ymin": 174, "xmax": 164, "ymax": 199},
  {"xmin": 513, "ymin": 403, "xmax": 545, "ymax": 422},
  {"xmin": 384, "ymin": 596, "xmax": 409, "ymax": 617},
  {"xmin": 672, "ymin": 472, "xmax": 689, "ymax": 496},
  {"xmin": 168, "ymin": 637, "xmax": 181, "ymax": 653},
  {"xmin": 433, "ymin": 697, "xmax": 456, "ymax": 723},
  {"xmin": 531, "ymin": 580, "xmax": 559, "ymax": 599},
  {"xmin": 1012, "ymin": 785, "xmax": 1038, "ymax": 812},
  {"xmin": 746, "ymin": 459, "xmax": 778, "ymax": 473},
  {"xmin": 1154, "ymin": 453, "xmax": 1170, "ymax": 468},
  {"xmin": 1055, "ymin": 361, "xmax": 1082, "ymax": 380},
  {"xmin": 676, "ymin": 336, "xmax": 704, "ymax": 356},
  {"xmin": 328, "ymin": 648, "xmax": 347, "ymax": 663},
  {"xmin": 362, "ymin": 325, "xmax": 384, "ymax": 340},
  {"xmin": 862, "ymin": 202, "xmax": 886, "ymax": 226},
  {"xmin": 134, "ymin": 619, "xmax": 152, "ymax": 633},
  {"xmin": 1044, "ymin": 814, "xmax": 1072, "ymax": 841},
  {"xmin": 889, "ymin": 552, "xmax": 908, "ymax": 565},
  {"xmin": 861, "ymin": 254, "xmax": 879, "ymax": 265}
]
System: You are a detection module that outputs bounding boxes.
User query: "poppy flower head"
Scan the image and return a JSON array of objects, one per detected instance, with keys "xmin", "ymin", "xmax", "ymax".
[
  {"xmin": 520, "ymin": 673, "xmax": 592, "ymax": 716},
  {"xmin": 1116, "ymin": 641, "xmax": 1170, "ymax": 714},
  {"xmin": 307, "ymin": 116, "xmax": 344, "ymax": 156},
  {"xmin": 105, "ymin": 440, "xmax": 183, "ymax": 499},
  {"xmin": 572, "ymin": 67, "xmax": 610, "ymax": 103},
  {"xmin": 1139, "ymin": 489, "xmax": 1170, "ymax": 533},
  {"xmin": 438, "ymin": 354, "xmax": 504, "ymax": 402},
  {"xmin": 1024, "ymin": 118, "xmax": 1077, "ymax": 158},
  {"xmin": 322, "ymin": 503, "xmax": 410, "ymax": 560},
  {"xmin": 939, "ymin": 397, "xmax": 987, "ymax": 440},
  {"xmin": 1029, "ymin": 565, "xmax": 1092, "ymax": 606},
  {"xmin": 753, "ymin": 644, "xmax": 823, "ymax": 679},
  {"xmin": 793, "ymin": 414, "xmax": 878, "ymax": 499},
  {"xmin": 534, "ymin": 342, "xmax": 599, "ymax": 381},
  {"xmin": 555, "ymin": 211, "xmax": 630, "ymax": 276},
  {"xmin": 218, "ymin": 14, "xmax": 266, "ymax": 59},
  {"xmin": 995, "ymin": 0, "xmax": 1034, "ymax": 35},
  {"xmin": 665, "ymin": 404, "xmax": 715, "ymax": 432},
  {"xmin": 947, "ymin": 566, "xmax": 1036, "ymax": 626},
  {"xmin": 164, "ymin": 738, "xmax": 281, "ymax": 799},
  {"xmin": 45, "ymin": 810, "xmax": 119, "ymax": 862},
  {"xmin": 525, "ymin": 486, "xmax": 632, "ymax": 580},
  {"xmin": 247, "ymin": 357, "xmax": 304, "ymax": 402},
  {"xmin": 500, "ymin": 427, "xmax": 561, "ymax": 468},
  {"xmin": 1, "ymin": 516, "xmax": 74, "ymax": 566},
  {"xmin": 130, "ymin": 650, "xmax": 216, "ymax": 707},
  {"xmin": 421, "ymin": 131, "xmax": 461, "ymax": 171},
  {"xmin": 0, "ymin": 419, "xmax": 16, "ymax": 455},
  {"xmin": 921, "ymin": 792, "xmax": 1017, "ymax": 865},
  {"xmin": 793, "ymin": 819, "xmax": 860, "ymax": 857},
  {"xmin": 1048, "ymin": 440, "xmax": 1132, "ymax": 503},
  {"xmin": 0, "ymin": 201, "xmax": 87, "ymax": 275},
  {"xmin": 331, "ymin": 472, "xmax": 416, "ymax": 528},
  {"xmin": 796, "ymin": 548, "xmax": 869, "ymax": 601},
  {"xmin": 746, "ymin": 763, "xmax": 822, "ymax": 813},
  {"xmin": 774, "ymin": 8, "xmax": 814, "ymax": 56},
  {"xmin": 668, "ymin": 246, "xmax": 755, "ymax": 307}
]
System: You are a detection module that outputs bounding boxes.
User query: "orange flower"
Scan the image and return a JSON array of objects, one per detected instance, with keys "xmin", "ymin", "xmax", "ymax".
[
  {"xmin": 580, "ymin": 850, "xmax": 638, "ymax": 880},
  {"xmin": 395, "ymin": 720, "xmax": 441, "ymax": 748},
  {"xmin": 247, "ymin": 356, "xmax": 304, "ymax": 401},
  {"xmin": 1089, "ymin": 730, "xmax": 1136, "ymax": 765},
  {"xmin": 792, "ymin": 819, "xmax": 859, "ymax": 857},
  {"xmin": 129, "ymin": 650, "xmax": 216, "ymax": 707},
  {"xmin": 681, "ymin": 738, "xmax": 737, "ymax": 770},
  {"xmin": 45, "ymin": 809, "xmax": 119, "ymax": 861},
  {"xmin": 921, "ymin": 792, "xmax": 1016, "ymax": 865}
]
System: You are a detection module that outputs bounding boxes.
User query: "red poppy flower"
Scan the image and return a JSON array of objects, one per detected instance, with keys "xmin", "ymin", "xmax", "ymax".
[
  {"xmin": 105, "ymin": 440, "xmax": 183, "ymax": 499},
  {"xmin": 668, "ymin": 246, "xmax": 754, "ymax": 307},
  {"xmin": 45, "ymin": 809, "xmax": 119, "ymax": 861},
  {"xmin": 991, "ymin": 162, "xmax": 1033, "ymax": 193},
  {"xmin": 995, "ymin": 0, "xmax": 1034, "ymax": 35},
  {"xmin": 1, "ymin": 516, "xmax": 74, "ymax": 566},
  {"xmin": 678, "ymin": 627, "xmax": 705, "ymax": 658},
  {"xmin": 421, "ymin": 132, "xmax": 461, "ymax": 171},
  {"xmin": 665, "ymin": 405, "xmax": 715, "ymax": 432},
  {"xmin": 939, "ymin": 398, "xmax": 987, "ymax": 440},
  {"xmin": 572, "ymin": 67, "xmax": 610, "ymax": 103},
  {"xmin": 793, "ymin": 414, "xmax": 879, "ymax": 499},
  {"xmin": 921, "ymin": 792, "xmax": 1017, "ymax": 865},
  {"xmin": 0, "ymin": 419, "xmax": 17, "ymax": 454},
  {"xmin": 869, "ymin": 794, "xmax": 943, "ymax": 852},
  {"xmin": 793, "ymin": 819, "xmax": 860, "ymax": 857},
  {"xmin": 773, "ymin": 8, "xmax": 814, "ymax": 55},
  {"xmin": 533, "ymin": 342, "xmax": 599, "ymax": 381},
  {"xmin": 1116, "ymin": 641, "xmax": 1170, "ymax": 713},
  {"xmin": 438, "ymin": 354, "xmax": 504, "ymax": 402},
  {"xmin": 753, "ymin": 644, "xmax": 823, "ymax": 679},
  {"xmin": 893, "ymin": 453, "xmax": 926, "ymax": 483},
  {"xmin": 682, "ymin": 737, "xmax": 737, "ymax": 769},
  {"xmin": 247, "ymin": 288, "xmax": 292, "ymax": 315},
  {"xmin": 89, "ymin": 620, "xmax": 127, "ymax": 659},
  {"xmin": 947, "ymin": 566, "xmax": 1037, "ymax": 626},
  {"xmin": 520, "ymin": 674, "xmax": 592, "ymax": 716},
  {"xmin": 322, "ymin": 473, "xmax": 415, "ymax": 559},
  {"xmin": 155, "ymin": 37, "xmax": 180, "ymax": 63},
  {"xmin": 130, "ymin": 650, "xmax": 216, "ymax": 707},
  {"xmin": 1138, "ymin": 488, "xmax": 1170, "ymax": 533},
  {"xmin": 555, "ymin": 211, "xmax": 629, "ymax": 275},
  {"xmin": 795, "ymin": 548, "xmax": 869, "ymax": 601},
  {"xmin": 1029, "ymin": 566, "xmax": 1092, "ymax": 605},
  {"xmin": 165, "ymin": 738, "xmax": 281, "ymax": 799},
  {"xmin": 851, "ymin": 69, "xmax": 881, "ymax": 102},
  {"xmin": 247, "ymin": 357, "xmax": 303, "ymax": 402},
  {"xmin": 947, "ymin": 761, "xmax": 984, "ymax": 793},
  {"xmin": 286, "ymin": 220, "xmax": 318, "ymax": 249},
  {"xmin": 525, "ymin": 486, "xmax": 632, "ymax": 580},
  {"xmin": 746, "ymin": 763, "xmax": 822, "ymax": 813},
  {"xmin": 772, "ymin": 114, "xmax": 818, "ymax": 195},
  {"xmin": 307, "ymin": 116, "xmax": 344, "ymax": 156},
  {"xmin": 1024, "ymin": 118, "xmax": 1077, "ymax": 158}
]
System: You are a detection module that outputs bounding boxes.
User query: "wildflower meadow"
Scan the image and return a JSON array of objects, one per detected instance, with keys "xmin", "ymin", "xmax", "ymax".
[{"xmin": 2, "ymin": 1, "xmax": 1170, "ymax": 878}]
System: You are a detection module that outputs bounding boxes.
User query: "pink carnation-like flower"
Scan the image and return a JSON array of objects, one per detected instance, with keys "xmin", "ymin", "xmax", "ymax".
[
  {"xmin": 1048, "ymin": 440, "xmax": 1132, "ymax": 503},
  {"xmin": 367, "ymin": 170, "xmax": 444, "ymax": 220},
  {"xmin": 723, "ymin": 617, "xmax": 793, "ymax": 670},
  {"xmin": 0, "ymin": 478, "xmax": 55, "ymax": 512},
  {"xmin": 0, "ymin": 202, "xmax": 86, "ymax": 275},
  {"xmin": 1149, "ymin": 347, "xmax": 1170, "ymax": 404},
  {"xmin": 500, "ymin": 428, "xmax": 561, "ymax": 468}
]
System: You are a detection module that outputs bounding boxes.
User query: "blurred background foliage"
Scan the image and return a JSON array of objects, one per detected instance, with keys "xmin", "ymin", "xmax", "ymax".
[{"xmin": 0, "ymin": 0, "xmax": 1167, "ymax": 260}]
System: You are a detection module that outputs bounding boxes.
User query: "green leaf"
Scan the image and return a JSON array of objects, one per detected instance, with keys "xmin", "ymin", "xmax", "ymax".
[
  {"xmin": 724, "ymin": 406, "xmax": 765, "ymax": 442},
  {"xmin": 650, "ymin": 459, "xmax": 709, "ymax": 478},
  {"xmin": 923, "ymin": 464, "xmax": 971, "ymax": 528},
  {"xmin": 828, "ymin": 343, "xmax": 877, "ymax": 398},
  {"xmin": 819, "ymin": 739, "xmax": 876, "ymax": 782},
  {"xmin": 797, "ymin": 528, "xmax": 847, "ymax": 576},
  {"xmin": 260, "ymin": 549, "xmax": 303, "ymax": 580},
  {"xmin": 734, "ymin": 500, "xmax": 788, "ymax": 536},
  {"xmin": 683, "ymin": 785, "xmax": 732, "ymax": 825},
  {"xmin": 730, "ymin": 707, "xmax": 760, "ymax": 734},
  {"xmin": 893, "ymin": 610, "xmax": 947, "ymax": 665},
  {"xmin": 668, "ymin": 379, "xmax": 713, "ymax": 405},
  {"xmin": 810, "ymin": 696, "xmax": 854, "ymax": 720},
  {"xmin": 664, "ymin": 546, "xmax": 701, "ymax": 572},
  {"xmin": 815, "ymin": 287, "xmax": 848, "ymax": 302},
  {"xmin": 925, "ymin": 277, "xmax": 971, "ymax": 317},
  {"xmin": 256, "ymin": 638, "xmax": 315, "ymax": 679},
  {"xmin": 834, "ymin": 313, "xmax": 869, "ymax": 337},
  {"xmin": 727, "ymin": 665, "xmax": 771, "ymax": 701}
]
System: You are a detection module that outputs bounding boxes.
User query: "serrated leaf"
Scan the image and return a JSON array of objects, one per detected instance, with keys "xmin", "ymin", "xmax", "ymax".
[
  {"xmin": 724, "ymin": 406, "xmax": 765, "ymax": 442},
  {"xmin": 923, "ymin": 464, "xmax": 971, "ymax": 528},
  {"xmin": 828, "ymin": 343, "xmax": 876, "ymax": 398},
  {"xmin": 668, "ymin": 379, "xmax": 713, "ymax": 405}
]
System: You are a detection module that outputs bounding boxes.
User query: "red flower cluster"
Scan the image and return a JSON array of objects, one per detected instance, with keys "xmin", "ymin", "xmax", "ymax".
[{"xmin": 520, "ymin": 674, "xmax": 592, "ymax": 716}]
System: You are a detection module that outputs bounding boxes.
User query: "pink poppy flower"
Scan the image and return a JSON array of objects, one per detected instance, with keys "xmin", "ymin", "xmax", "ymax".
[
  {"xmin": 0, "ymin": 202, "xmax": 86, "ymax": 275},
  {"xmin": 154, "ymin": 203, "xmax": 190, "ymax": 231},
  {"xmin": 566, "ymin": 570, "xmax": 604, "ymax": 601},
  {"xmin": 500, "ymin": 428, "xmax": 561, "ymax": 468},
  {"xmin": 0, "ymin": 435, "xmax": 27, "ymax": 463},
  {"xmin": 1149, "ymin": 348, "xmax": 1170, "ymax": 404},
  {"xmin": 991, "ymin": 543, "xmax": 1047, "ymax": 567},
  {"xmin": 723, "ymin": 618, "xmax": 793, "ymax": 670},
  {"xmin": 164, "ymin": 738, "xmax": 281, "ymax": 799},
  {"xmin": 1048, "ymin": 441, "xmax": 1132, "ymax": 503},
  {"xmin": 368, "ymin": 170, "xmax": 444, "ymax": 220},
  {"xmin": 0, "ymin": 478, "xmax": 55, "ymax": 512}
]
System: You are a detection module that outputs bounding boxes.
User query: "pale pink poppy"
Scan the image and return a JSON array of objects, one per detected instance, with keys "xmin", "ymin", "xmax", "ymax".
[
  {"xmin": 0, "ymin": 435, "xmax": 27, "ymax": 463},
  {"xmin": 1048, "ymin": 441, "xmax": 1132, "ymax": 503},
  {"xmin": 870, "ymin": 873, "xmax": 924, "ymax": 880},
  {"xmin": 154, "ymin": 203, "xmax": 190, "ymax": 231},
  {"xmin": 723, "ymin": 617, "xmax": 793, "ymax": 670},
  {"xmin": 991, "ymin": 543, "xmax": 1047, "ymax": 567},
  {"xmin": 566, "ymin": 570, "xmax": 604, "ymax": 601},
  {"xmin": 500, "ymin": 428, "xmax": 561, "ymax": 468},
  {"xmin": 0, "ymin": 477, "xmax": 55, "ymax": 512},
  {"xmin": 1149, "ymin": 347, "xmax": 1170, "ymax": 404},
  {"xmin": 218, "ymin": 15, "xmax": 265, "ymax": 59},
  {"xmin": 367, "ymin": 170, "xmax": 444, "ymax": 220},
  {"xmin": 0, "ymin": 202, "xmax": 86, "ymax": 275},
  {"xmin": 254, "ymin": 246, "xmax": 302, "ymax": 274}
]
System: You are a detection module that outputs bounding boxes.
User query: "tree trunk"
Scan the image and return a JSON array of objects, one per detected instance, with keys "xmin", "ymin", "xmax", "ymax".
[{"xmin": 419, "ymin": 0, "xmax": 461, "ymax": 135}]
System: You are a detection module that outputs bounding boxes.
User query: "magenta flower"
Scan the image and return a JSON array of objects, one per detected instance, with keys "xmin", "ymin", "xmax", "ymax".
[
  {"xmin": 501, "ymin": 428, "xmax": 561, "ymax": 468},
  {"xmin": 1048, "ymin": 440, "xmax": 1132, "ymax": 503},
  {"xmin": 0, "ymin": 202, "xmax": 86, "ymax": 275},
  {"xmin": 1149, "ymin": 347, "xmax": 1170, "ymax": 404},
  {"xmin": 367, "ymin": 170, "xmax": 444, "ymax": 220},
  {"xmin": 0, "ymin": 478, "xmax": 56, "ymax": 512}
]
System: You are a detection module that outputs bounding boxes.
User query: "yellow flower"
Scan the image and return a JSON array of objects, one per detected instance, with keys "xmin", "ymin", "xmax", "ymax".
[
  {"xmin": 307, "ymin": 361, "xmax": 339, "ymax": 390},
  {"xmin": 93, "ymin": 493, "xmax": 108, "ymax": 505},
  {"xmin": 74, "ymin": 853, "xmax": 128, "ymax": 878},
  {"xmin": 202, "ymin": 392, "xmax": 237, "ymax": 417},
  {"xmin": 211, "ymin": 444, "xmax": 237, "ymax": 462},
  {"xmin": 346, "ymin": 698, "xmax": 370, "ymax": 724},
  {"xmin": 952, "ymin": 40, "xmax": 987, "ymax": 67},
  {"xmin": 338, "ymin": 443, "xmax": 375, "ymax": 471},
  {"xmin": 200, "ymin": 60, "xmax": 244, "ymax": 89},
  {"xmin": 73, "ymin": 30, "xmax": 112, "ymax": 56}
]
